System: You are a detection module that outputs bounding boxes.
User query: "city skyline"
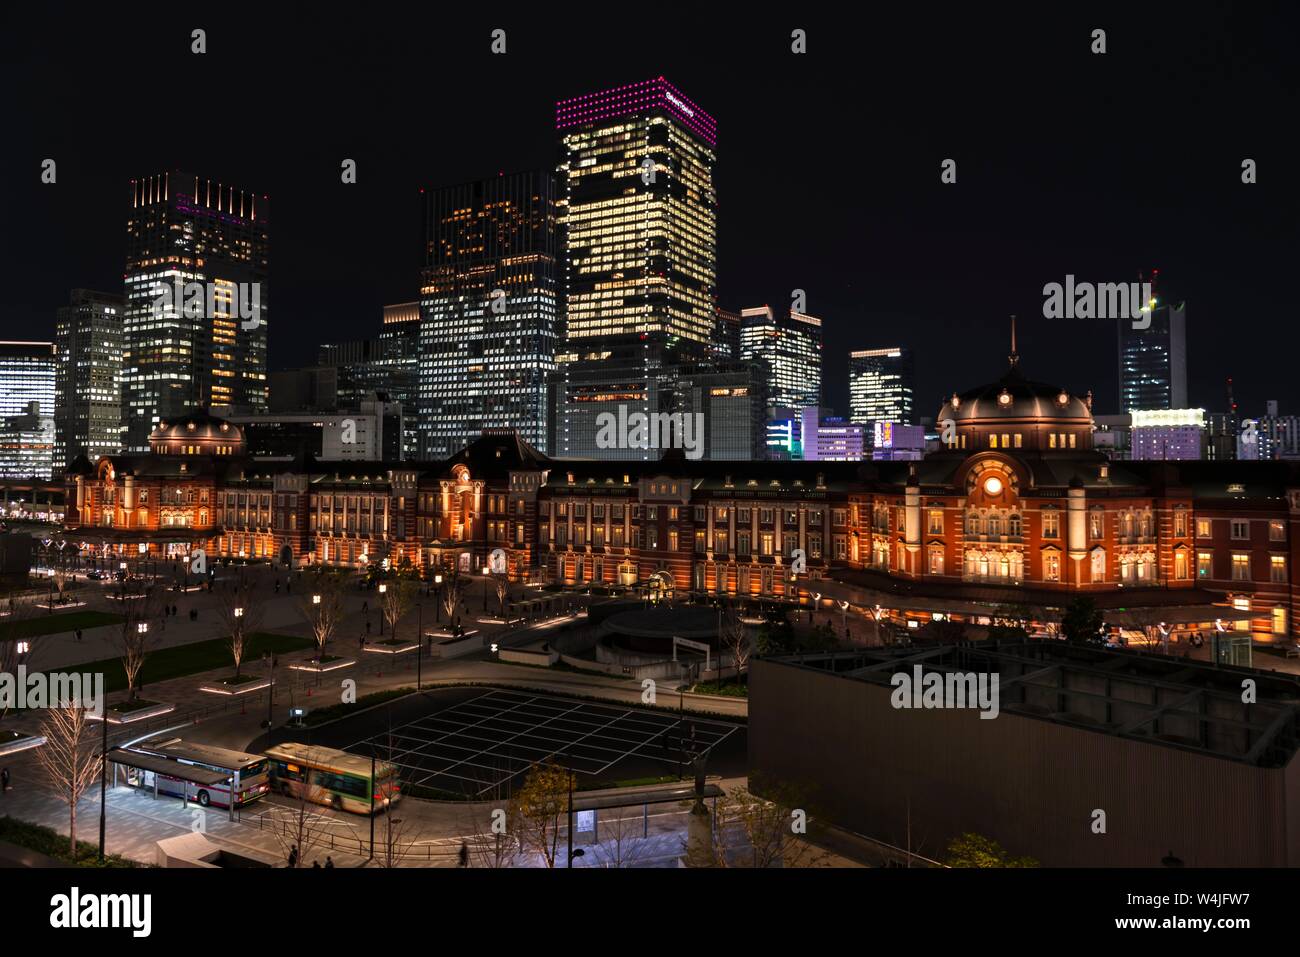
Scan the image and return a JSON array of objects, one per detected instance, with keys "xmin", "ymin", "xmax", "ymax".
[{"xmin": 2, "ymin": 9, "xmax": 1294, "ymax": 423}]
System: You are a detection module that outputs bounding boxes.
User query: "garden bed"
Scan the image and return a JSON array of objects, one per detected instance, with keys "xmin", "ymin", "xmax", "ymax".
[
  {"xmin": 0, "ymin": 729, "xmax": 46, "ymax": 756},
  {"xmin": 199, "ymin": 674, "xmax": 273, "ymax": 695},
  {"xmin": 98, "ymin": 699, "xmax": 176, "ymax": 724},
  {"xmin": 288, "ymin": 655, "xmax": 356, "ymax": 672}
]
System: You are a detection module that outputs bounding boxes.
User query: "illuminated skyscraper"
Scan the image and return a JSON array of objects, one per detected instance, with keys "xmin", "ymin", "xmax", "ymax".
[
  {"xmin": 123, "ymin": 171, "xmax": 269, "ymax": 450},
  {"xmin": 55, "ymin": 289, "xmax": 124, "ymax": 466},
  {"xmin": 739, "ymin": 306, "xmax": 822, "ymax": 409},
  {"xmin": 0, "ymin": 341, "xmax": 56, "ymax": 479},
  {"xmin": 557, "ymin": 77, "xmax": 717, "ymax": 350},
  {"xmin": 1118, "ymin": 298, "xmax": 1187, "ymax": 412},
  {"xmin": 849, "ymin": 346, "xmax": 915, "ymax": 426},
  {"xmin": 418, "ymin": 171, "xmax": 559, "ymax": 458}
]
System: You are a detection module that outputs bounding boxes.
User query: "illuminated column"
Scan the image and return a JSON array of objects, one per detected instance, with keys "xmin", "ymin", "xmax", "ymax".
[
  {"xmin": 124, "ymin": 474, "xmax": 136, "ymax": 511},
  {"xmin": 1068, "ymin": 484, "xmax": 1088, "ymax": 578},
  {"xmin": 75, "ymin": 475, "xmax": 85, "ymax": 510},
  {"xmin": 904, "ymin": 484, "xmax": 921, "ymax": 556}
]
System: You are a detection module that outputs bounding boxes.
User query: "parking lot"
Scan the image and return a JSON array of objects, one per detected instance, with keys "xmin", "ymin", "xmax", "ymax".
[{"xmin": 327, "ymin": 687, "xmax": 744, "ymax": 798}]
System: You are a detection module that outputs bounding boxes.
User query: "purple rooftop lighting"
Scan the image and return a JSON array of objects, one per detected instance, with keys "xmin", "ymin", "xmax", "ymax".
[{"xmin": 556, "ymin": 77, "xmax": 717, "ymax": 146}]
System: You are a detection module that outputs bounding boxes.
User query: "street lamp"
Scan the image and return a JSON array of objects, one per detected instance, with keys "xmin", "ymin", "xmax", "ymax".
[
  {"xmin": 416, "ymin": 602, "xmax": 423, "ymax": 690},
  {"xmin": 434, "ymin": 572, "xmax": 443, "ymax": 624},
  {"xmin": 378, "ymin": 582, "xmax": 387, "ymax": 636}
]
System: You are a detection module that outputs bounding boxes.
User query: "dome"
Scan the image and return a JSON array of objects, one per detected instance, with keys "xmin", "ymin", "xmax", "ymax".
[
  {"xmin": 149, "ymin": 409, "xmax": 245, "ymax": 456},
  {"xmin": 940, "ymin": 364, "xmax": 1092, "ymax": 425},
  {"xmin": 937, "ymin": 352, "xmax": 1095, "ymax": 453}
]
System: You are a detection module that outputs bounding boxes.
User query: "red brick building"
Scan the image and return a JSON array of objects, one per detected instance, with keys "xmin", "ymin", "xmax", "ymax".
[{"xmin": 59, "ymin": 355, "xmax": 1300, "ymax": 647}]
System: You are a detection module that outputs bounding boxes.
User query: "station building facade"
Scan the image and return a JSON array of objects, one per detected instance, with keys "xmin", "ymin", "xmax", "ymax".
[{"xmin": 59, "ymin": 356, "xmax": 1300, "ymax": 644}]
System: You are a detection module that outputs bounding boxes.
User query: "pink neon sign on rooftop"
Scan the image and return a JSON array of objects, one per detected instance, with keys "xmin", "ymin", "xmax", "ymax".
[{"xmin": 555, "ymin": 77, "xmax": 716, "ymax": 146}]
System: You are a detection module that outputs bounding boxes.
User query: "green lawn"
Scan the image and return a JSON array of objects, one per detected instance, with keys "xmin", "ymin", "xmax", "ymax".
[
  {"xmin": 52, "ymin": 631, "xmax": 314, "ymax": 694},
  {"xmin": 0, "ymin": 610, "xmax": 124, "ymax": 641}
]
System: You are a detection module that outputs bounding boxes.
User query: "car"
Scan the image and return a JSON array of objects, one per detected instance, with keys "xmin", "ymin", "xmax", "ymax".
[{"xmin": 86, "ymin": 570, "xmax": 105, "ymax": 580}]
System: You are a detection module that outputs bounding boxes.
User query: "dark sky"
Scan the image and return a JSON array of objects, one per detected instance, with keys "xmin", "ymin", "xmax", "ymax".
[{"xmin": 2, "ymin": 4, "xmax": 1296, "ymax": 419}]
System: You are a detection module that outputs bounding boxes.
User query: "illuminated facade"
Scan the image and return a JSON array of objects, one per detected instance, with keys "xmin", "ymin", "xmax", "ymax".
[
  {"xmin": 849, "ymin": 346, "xmax": 915, "ymax": 427},
  {"xmin": 557, "ymin": 77, "xmax": 717, "ymax": 349},
  {"xmin": 418, "ymin": 172, "xmax": 559, "ymax": 458},
  {"xmin": 123, "ymin": 171, "xmax": 269, "ymax": 451},
  {"xmin": 739, "ymin": 307, "xmax": 822, "ymax": 409},
  {"xmin": 55, "ymin": 289, "xmax": 124, "ymax": 467},
  {"xmin": 0, "ymin": 340, "xmax": 56, "ymax": 420},
  {"xmin": 61, "ymin": 364, "xmax": 1300, "ymax": 647}
]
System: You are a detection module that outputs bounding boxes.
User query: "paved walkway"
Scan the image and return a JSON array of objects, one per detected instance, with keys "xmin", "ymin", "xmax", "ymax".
[{"xmin": 0, "ymin": 571, "xmax": 758, "ymax": 867}]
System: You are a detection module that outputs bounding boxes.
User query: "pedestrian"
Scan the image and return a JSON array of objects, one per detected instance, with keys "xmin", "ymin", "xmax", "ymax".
[
  {"xmin": 172, "ymin": 604, "xmax": 178, "ymax": 616},
  {"xmin": 75, "ymin": 629, "xmax": 82, "ymax": 642},
  {"xmin": 312, "ymin": 860, "xmax": 321, "ymax": 869},
  {"xmin": 362, "ymin": 600, "xmax": 368, "ymax": 615},
  {"xmin": 366, "ymin": 619, "xmax": 371, "ymax": 635},
  {"xmin": 288, "ymin": 844, "xmax": 298, "ymax": 868},
  {"xmin": 1, "ymin": 767, "xmax": 10, "ymax": 792},
  {"xmin": 286, "ymin": 580, "xmax": 291, "ymax": 595},
  {"xmin": 324, "ymin": 856, "xmax": 334, "ymax": 869},
  {"xmin": 458, "ymin": 841, "xmax": 469, "ymax": 867}
]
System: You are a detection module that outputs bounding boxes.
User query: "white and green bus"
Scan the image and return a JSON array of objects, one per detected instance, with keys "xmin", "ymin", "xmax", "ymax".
[{"xmin": 264, "ymin": 742, "xmax": 401, "ymax": 815}]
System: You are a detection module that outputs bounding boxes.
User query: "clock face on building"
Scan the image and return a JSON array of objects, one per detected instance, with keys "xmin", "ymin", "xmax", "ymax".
[{"xmin": 983, "ymin": 476, "xmax": 1004, "ymax": 496}]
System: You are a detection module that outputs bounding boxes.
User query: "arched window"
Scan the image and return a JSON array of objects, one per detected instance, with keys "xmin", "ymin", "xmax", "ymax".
[{"xmin": 1009, "ymin": 513, "xmax": 1022, "ymax": 537}]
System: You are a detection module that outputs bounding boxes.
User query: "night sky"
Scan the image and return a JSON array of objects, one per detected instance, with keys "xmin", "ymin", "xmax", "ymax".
[{"xmin": 2, "ymin": 5, "xmax": 1295, "ymax": 420}]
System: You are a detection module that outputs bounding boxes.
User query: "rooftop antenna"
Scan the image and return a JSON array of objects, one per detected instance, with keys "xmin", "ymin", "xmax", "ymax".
[{"xmin": 1008, "ymin": 315, "xmax": 1019, "ymax": 367}]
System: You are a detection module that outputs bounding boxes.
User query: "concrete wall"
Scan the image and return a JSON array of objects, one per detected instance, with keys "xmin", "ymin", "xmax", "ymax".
[{"xmin": 748, "ymin": 658, "xmax": 1299, "ymax": 867}]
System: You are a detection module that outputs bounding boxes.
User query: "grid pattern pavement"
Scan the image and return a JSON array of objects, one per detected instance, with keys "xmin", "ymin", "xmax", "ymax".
[{"xmin": 341, "ymin": 689, "xmax": 740, "ymax": 797}]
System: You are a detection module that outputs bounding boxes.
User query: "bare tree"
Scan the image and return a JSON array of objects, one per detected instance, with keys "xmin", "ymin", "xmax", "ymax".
[
  {"xmin": 299, "ymin": 573, "xmax": 345, "ymax": 662},
  {"xmin": 265, "ymin": 754, "xmax": 335, "ymax": 868},
  {"xmin": 718, "ymin": 602, "xmax": 751, "ymax": 687},
  {"xmin": 588, "ymin": 807, "xmax": 649, "ymax": 868},
  {"xmin": 492, "ymin": 571, "xmax": 510, "ymax": 619},
  {"xmin": 380, "ymin": 577, "xmax": 418, "ymax": 643},
  {"xmin": 440, "ymin": 568, "xmax": 463, "ymax": 623},
  {"xmin": 34, "ymin": 704, "xmax": 102, "ymax": 859},
  {"xmin": 508, "ymin": 760, "xmax": 569, "ymax": 868},
  {"xmin": 215, "ymin": 571, "xmax": 263, "ymax": 677},
  {"xmin": 684, "ymin": 777, "xmax": 830, "ymax": 868},
  {"xmin": 372, "ymin": 729, "xmax": 422, "ymax": 868},
  {"xmin": 112, "ymin": 586, "xmax": 164, "ymax": 703}
]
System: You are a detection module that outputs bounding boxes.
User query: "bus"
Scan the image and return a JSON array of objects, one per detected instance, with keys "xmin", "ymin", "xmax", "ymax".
[
  {"xmin": 122, "ymin": 737, "xmax": 271, "ymax": 809},
  {"xmin": 264, "ymin": 742, "xmax": 401, "ymax": 815}
]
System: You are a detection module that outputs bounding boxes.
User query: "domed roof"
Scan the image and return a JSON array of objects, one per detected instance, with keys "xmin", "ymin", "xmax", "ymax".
[
  {"xmin": 939, "ymin": 362, "xmax": 1092, "ymax": 423},
  {"xmin": 149, "ymin": 409, "xmax": 245, "ymax": 452}
]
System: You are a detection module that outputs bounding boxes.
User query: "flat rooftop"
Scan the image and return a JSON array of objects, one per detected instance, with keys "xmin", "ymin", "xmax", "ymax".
[{"xmin": 769, "ymin": 642, "xmax": 1300, "ymax": 768}]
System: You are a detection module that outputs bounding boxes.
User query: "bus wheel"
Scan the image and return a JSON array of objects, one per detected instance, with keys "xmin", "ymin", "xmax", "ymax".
[{"xmin": 197, "ymin": 790, "xmax": 211, "ymax": 807}]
